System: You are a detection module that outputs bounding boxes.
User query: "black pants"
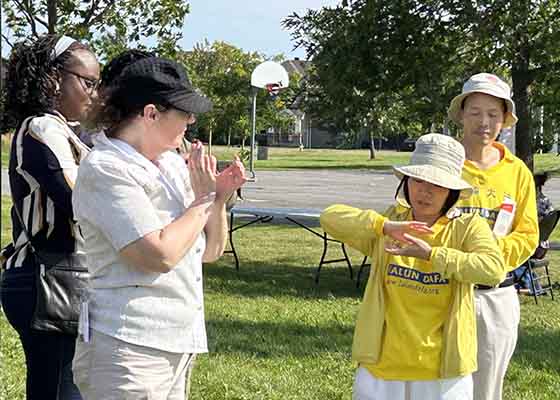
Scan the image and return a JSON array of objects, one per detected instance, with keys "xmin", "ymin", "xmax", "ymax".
[{"xmin": 1, "ymin": 269, "xmax": 82, "ymax": 400}]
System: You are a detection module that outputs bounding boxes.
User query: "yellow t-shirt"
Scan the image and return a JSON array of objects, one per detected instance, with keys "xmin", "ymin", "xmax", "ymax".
[{"xmin": 365, "ymin": 218, "xmax": 452, "ymax": 380}]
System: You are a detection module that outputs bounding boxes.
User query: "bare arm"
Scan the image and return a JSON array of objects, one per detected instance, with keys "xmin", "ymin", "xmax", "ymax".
[
  {"xmin": 119, "ymin": 198, "xmax": 213, "ymax": 273},
  {"xmin": 202, "ymin": 154, "xmax": 247, "ymax": 262},
  {"xmin": 202, "ymin": 200, "xmax": 228, "ymax": 263}
]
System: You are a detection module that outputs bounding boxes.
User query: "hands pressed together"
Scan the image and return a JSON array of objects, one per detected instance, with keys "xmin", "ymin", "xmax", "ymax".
[
  {"xmin": 382, "ymin": 220, "xmax": 434, "ymax": 260},
  {"xmin": 186, "ymin": 141, "xmax": 247, "ymax": 206}
]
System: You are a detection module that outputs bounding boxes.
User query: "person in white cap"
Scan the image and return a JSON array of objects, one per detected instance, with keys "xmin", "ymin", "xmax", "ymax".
[
  {"xmin": 448, "ymin": 73, "xmax": 539, "ymax": 400},
  {"xmin": 321, "ymin": 134, "xmax": 507, "ymax": 400}
]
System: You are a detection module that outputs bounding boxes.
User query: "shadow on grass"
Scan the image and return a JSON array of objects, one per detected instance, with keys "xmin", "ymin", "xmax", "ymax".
[
  {"xmin": 205, "ymin": 257, "xmax": 364, "ymax": 300},
  {"xmin": 515, "ymin": 326, "xmax": 560, "ymax": 373},
  {"xmin": 206, "ymin": 317, "xmax": 353, "ymax": 358}
]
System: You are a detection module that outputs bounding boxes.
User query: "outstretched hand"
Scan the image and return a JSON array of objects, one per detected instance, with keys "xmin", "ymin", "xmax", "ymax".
[
  {"xmin": 385, "ymin": 233, "xmax": 432, "ymax": 260},
  {"xmin": 186, "ymin": 141, "xmax": 216, "ymax": 201},
  {"xmin": 383, "ymin": 220, "xmax": 433, "ymax": 243},
  {"xmin": 215, "ymin": 155, "xmax": 247, "ymax": 203},
  {"xmin": 382, "ymin": 220, "xmax": 433, "ymax": 260}
]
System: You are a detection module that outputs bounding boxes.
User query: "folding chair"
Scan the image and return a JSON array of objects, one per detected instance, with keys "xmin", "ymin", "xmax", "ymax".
[{"xmin": 516, "ymin": 209, "xmax": 560, "ymax": 304}]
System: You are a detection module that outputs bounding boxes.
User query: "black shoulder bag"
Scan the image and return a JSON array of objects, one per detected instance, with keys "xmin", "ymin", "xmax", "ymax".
[{"xmin": 12, "ymin": 204, "xmax": 89, "ymax": 335}]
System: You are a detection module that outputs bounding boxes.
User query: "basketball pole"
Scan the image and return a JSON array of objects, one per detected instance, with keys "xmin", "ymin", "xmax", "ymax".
[{"xmin": 249, "ymin": 87, "xmax": 258, "ymax": 179}]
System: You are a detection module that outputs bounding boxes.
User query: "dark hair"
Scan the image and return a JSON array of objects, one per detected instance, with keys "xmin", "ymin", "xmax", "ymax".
[
  {"xmin": 3, "ymin": 34, "xmax": 92, "ymax": 128},
  {"xmin": 100, "ymin": 49, "xmax": 155, "ymax": 88},
  {"xmin": 91, "ymin": 50, "xmax": 166, "ymax": 137},
  {"xmin": 534, "ymin": 172, "xmax": 549, "ymax": 189},
  {"xmin": 92, "ymin": 98, "xmax": 169, "ymax": 138},
  {"xmin": 397, "ymin": 176, "xmax": 461, "ymax": 216},
  {"xmin": 461, "ymin": 96, "xmax": 507, "ymax": 114}
]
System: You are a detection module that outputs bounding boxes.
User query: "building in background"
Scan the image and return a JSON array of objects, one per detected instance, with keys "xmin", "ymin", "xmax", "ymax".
[{"xmin": 263, "ymin": 58, "xmax": 339, "ymax": 148}]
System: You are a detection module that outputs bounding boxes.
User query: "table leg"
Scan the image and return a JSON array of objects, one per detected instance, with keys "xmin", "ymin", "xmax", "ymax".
[
  {"xmin": 224, "ymin": 212, "xmax": 240, "ymax": 271},
  {"xmin": 341, "ymin": 243, "xmax": 353, "ymax": 280}
]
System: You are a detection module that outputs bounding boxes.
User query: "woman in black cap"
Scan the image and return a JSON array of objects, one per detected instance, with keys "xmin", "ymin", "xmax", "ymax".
[
  {"xmin": 71, "ymin": 57, "xmax": 246, "ymax": 399},
  {"xmin": 78, "ymin": 49, "xmax": 155, "ymax": 147},
  {"xmin": 1, "ymin": 34, "xmax": 99, "ymax": 400}
]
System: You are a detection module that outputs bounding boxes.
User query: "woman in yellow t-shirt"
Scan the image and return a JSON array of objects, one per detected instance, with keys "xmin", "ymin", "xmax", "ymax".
[{"xmin": 320, "ymin": 134, "xmax": 506, "ymax": 400}]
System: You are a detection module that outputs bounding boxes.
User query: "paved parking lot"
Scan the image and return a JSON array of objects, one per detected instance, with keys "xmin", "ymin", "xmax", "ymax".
[{"xmin": 3, "ymin": 168, "xmax": 559, "ymax": 210}]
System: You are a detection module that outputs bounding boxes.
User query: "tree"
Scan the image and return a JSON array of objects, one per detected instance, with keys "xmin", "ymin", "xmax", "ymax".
[
  {"xmin": 179, "ymin": 41, "xmax": 261, "ymax": 148},
  {"xmin": 427, "ymin": 0, "xmax": 560, "ymax": 169},
  {"xmin": 285, "ymin": 0, "xmax": 560, "ymax": 170},
  {"xmin": 1, "ymin": 0, "xmax": 190, "ymax": 59},
  {"xmin": 179, "ymin": 41, "xmax": 293, "ymax": 150},
  {"xmin": 284, "ymin": 0, "xmax": 464, "ymax": 159}
]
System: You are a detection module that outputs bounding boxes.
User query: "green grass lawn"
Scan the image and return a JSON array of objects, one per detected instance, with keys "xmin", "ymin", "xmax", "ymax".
[
  {"xmin": 534, "ymin": 153, "xmax": 560, "ymax": 175},
  {"xmin": 1, "ymin": 196, "xmax": 560, "ymax": 399},
  {"xmin": 212, "ymin": 145, "xmax": 560, "ymax": 173},
  {"xmin": 211, "ymin": 145, "xmax": 411, "ymax": 170},
  {"xmin": 1, "ymin": 135, "xmax": 10, "ymax": 169},
  {"xmin": 217, "ymin": 145, "xmax": 560, "ymax": 173}
]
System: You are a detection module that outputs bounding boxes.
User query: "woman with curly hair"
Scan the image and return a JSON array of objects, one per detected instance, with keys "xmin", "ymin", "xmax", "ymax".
[{"xmin": 0, "ymin": 34, "xmax": 99, "ymax": 399}]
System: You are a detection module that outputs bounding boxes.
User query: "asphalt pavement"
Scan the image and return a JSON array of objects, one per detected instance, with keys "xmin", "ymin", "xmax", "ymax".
[{"xmin": 3, "ymin": 168, "xmax": 560, "ymax": 210}]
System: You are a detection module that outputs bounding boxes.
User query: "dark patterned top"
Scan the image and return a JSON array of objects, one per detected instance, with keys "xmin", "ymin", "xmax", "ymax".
[{"xmin": 2, "ymin": 112, "xmax": 89, "ymax": 270}]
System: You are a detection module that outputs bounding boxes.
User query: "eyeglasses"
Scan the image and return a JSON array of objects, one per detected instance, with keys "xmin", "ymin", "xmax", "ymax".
[{"xmin": 61, "ymin": 68, "xmax": 99, "ymax": 95}]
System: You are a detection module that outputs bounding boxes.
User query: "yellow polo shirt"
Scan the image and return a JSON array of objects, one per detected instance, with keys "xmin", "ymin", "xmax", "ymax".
[{"xmin": 456, "ymin": 142, "xmax": 539, "ymax": 270}]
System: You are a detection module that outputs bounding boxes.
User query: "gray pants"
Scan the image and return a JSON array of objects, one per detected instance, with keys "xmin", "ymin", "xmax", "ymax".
[
  {"xmin": 73, "ymin": 329, "xmax": 196, "ymax": 400},
  {"xmin": 473, "ymin": 286, "xmax": 520, "ymax": 400}
]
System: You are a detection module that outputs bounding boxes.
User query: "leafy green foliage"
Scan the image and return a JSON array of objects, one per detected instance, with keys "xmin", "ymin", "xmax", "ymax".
[
  {"xmin": 1, "ymin": 0, "xmax": 190, "ymax": 59},
  {"xmin": 179, "ymin": 41, "xmax": 294, "ymax": 147},
  {"xmin": 284, "ymin": 0, "xmax": 560, "ymax": 169}
]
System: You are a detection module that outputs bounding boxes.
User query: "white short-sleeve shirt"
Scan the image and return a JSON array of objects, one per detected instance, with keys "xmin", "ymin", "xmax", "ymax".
[{"xmin": 73, "ymin": 132, "xmax": 207, "ymax": 354}]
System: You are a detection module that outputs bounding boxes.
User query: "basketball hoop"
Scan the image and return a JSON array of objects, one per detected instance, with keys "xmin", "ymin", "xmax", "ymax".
[
  {"xmin": 265, "ymin": 83, "xmax": 281, "ymax": 98},
  {"xmin": 248, "ymin": 61, "xmax": 290, "ymax": 179}
]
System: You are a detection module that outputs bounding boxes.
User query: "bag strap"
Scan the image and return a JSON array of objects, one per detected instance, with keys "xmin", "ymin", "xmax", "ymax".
[{"xmin": 11, "ymin": 199, "xmax": 40, "ymax": 258}]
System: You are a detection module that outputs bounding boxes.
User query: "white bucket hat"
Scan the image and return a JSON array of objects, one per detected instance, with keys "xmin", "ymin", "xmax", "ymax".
[
  {"xmin": 393, "ymin": 134, "xmax": 472, "ymax": 198},
  {"xmin": 447, "ymin": 73, "xmax": 518, "ymax": 128}
]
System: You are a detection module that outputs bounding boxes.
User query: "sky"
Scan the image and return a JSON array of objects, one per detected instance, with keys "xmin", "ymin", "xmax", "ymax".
[
  {"xmin": 180, "ymin": 0, "xmax": 340, "ymax": 59},
  {"xmin": 1, "ymin": 0, "xmax": 340, "ymax": 58}
]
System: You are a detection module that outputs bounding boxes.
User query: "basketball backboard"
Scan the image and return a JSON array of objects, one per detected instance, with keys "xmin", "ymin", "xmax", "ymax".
[{"xmin": 251, "ymin": 61, "xmax": 289, "ymax": 89}]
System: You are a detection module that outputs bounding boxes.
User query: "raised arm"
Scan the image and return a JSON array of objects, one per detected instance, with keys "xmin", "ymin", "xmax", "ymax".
[
  {"xmin": 321, "ymin": 204, "xmax": 433, "ymax": 257},
  {"xmin": 431, "ymin": 215, "xmax": 507, "ymax": 286},
  {"xmin": 74, "ymin": 161, "xmax": 211, "ymax": 274},
  {"xmin": 320, "ymin": 204, "xmax": 386, "ymax": 256}
]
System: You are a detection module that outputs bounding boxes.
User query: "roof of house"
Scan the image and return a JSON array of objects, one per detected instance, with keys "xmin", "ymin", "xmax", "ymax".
[{"xmin": 281, "ymin": 58, "xmax": 309, "ymax": 76}]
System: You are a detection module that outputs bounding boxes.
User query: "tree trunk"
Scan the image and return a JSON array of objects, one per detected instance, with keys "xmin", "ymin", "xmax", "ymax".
[
  {"xmin": 369, "ymin": 131, "xmax": 376, "ymax": 160},
  {"xmin": 227, "ymin": 126, "xmax": 231, "ymax": 147},
  {"xmin": 512, "ymin": 71, "xmax": 532, "ymax": 170},
  {"xmin": 511, "ymin": 0, "xmax": 533, "ymax": 170},
  {"xmin": 367, "ymin": 116, "xmax": 379, "ymax": 160},
  {"xmin": 48, "ymin": 0, "xmax": 58, "ymax": 34},
  {"xmin": 208, "ymin": 127, "xmax": 213, "ymax": 155}
]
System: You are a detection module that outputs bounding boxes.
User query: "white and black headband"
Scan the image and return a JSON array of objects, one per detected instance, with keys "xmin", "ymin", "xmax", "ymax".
[{"xmin": 52, "ymin": 35, "xmax": 77, "ymax": 60}]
